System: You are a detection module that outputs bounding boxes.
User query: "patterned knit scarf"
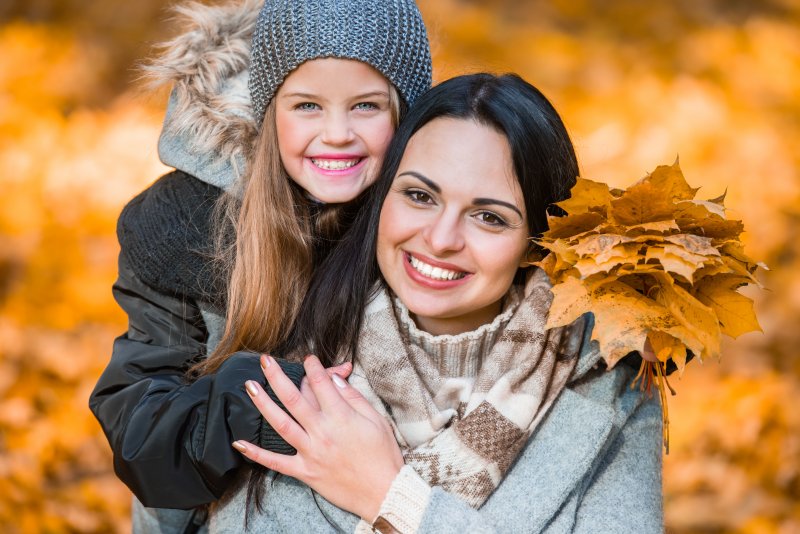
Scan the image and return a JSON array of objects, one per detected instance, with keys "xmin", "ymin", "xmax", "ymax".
[{"xmin": 350, "ymin": 268, "xmax": 585, "ymax": 508}]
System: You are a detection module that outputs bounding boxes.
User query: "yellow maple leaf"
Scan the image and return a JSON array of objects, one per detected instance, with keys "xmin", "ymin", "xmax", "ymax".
[
  {"xmin": 574, "ymin": 254, "xmax": 635, "ymax": 279},
  {"xmin": 538, "ymin": 159, "xmax": 764, "ymax": 408},
  {"xmin": 692, "ymin": 261, "xmax": 736, "ymax": 282},
  {"xmin": 584, "ymin": 279, "xmax": 691, "ymax": 367},
  {"xmin": 694, "ymin": 274, "xmax": 762, "ymax": 338},
  {"xmin": 573, "ymin": 233, "xmax": 632, "ymax": 258},
  {"xmin": 647, "ymin": 330, "xmax": 688, "ymax": 373},
  {"xmin": 649, "ymin": 272, "xmax": 721, "ymax": 360},
  {"xmin": 539, "ymin": 238, "xmax": 579, "ymax": 273},
  {"xmin": 546, "ymin": 275, "xmax": 592, "ymax": 329},
  {"xmin": 555, "ymin": 178, "xmax": 613, "ymax": 215},
  {"xmin": 545, "ymin": 211, "xmax": 604, "ymax": 240},
  {"xmin": 663, "ymin": 234, "xmax": 720, "ymax": 257},
  {"xmin": 645, "ymin": 247, "xmax": 698, "ymax": 282},
  {"xmin": 609, "ymin": 181, "xmax": 676, "ymax": 225},
  {"xmin": 718, "ymin": 256, "xmax": 760, "ymax": 284},
  {"xmin": 645, "ymin": 159, "xmax": 700, "ymax": 202},
  {"xmin": 625, "ymin": 220, "xmax": 682, "ymax": 235}
]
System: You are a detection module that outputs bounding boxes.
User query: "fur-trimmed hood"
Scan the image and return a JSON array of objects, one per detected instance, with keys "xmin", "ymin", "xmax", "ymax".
[{"xmin": 147, "ymin": 0, "xmax": 262, "ymax": 191}]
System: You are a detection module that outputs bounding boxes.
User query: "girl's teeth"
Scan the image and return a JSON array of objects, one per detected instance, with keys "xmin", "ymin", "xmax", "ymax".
[
  {"xmin": 311, "ymin": 158, "xmax": 360, "ymax": 170},
  {"xmin": 409, "ymin": 255, "xmax": 466, "ymax": 281}
]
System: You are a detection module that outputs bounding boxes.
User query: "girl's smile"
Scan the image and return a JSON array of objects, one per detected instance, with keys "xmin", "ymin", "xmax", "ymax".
[{"xmin": 308, "ymin": 155, "xmax": 365, "ymax": 173}]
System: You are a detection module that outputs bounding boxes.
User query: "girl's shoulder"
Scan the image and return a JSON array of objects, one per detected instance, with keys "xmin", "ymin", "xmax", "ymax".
[{"xmin": 117, "ymin": 170, "xmax": 224, "ymax": 303}]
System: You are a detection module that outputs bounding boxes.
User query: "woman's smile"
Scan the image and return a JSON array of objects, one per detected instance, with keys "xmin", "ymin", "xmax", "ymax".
[
  {"xmin": 403, "ymin": 251, "xmax": 472, "ymax": 286},
  {"xmin": 376, "ymin": 117, "xmax": 530, "ymax": 336}
]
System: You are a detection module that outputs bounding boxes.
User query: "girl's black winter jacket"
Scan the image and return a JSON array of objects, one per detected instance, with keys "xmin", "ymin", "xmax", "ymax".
[{"xmin": 89, "ymin": 171, "xmax": 301, "ymax": 509}]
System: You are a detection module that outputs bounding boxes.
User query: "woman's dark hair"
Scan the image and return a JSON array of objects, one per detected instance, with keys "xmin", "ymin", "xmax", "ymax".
[{"xmin": 281, "ymin": 73, "xmax": 579, "ymax": 366}]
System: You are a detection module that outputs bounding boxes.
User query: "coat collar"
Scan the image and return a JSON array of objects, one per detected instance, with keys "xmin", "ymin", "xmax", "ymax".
[{"xmin": 147, "ymin": 0, "xmax": 261, "ymax": 192}]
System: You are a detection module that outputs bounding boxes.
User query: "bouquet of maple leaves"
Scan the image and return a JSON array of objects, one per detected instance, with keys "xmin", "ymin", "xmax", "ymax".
[{"xmin": 535, "ymin": 160, "xmax": 764, "ymax": 451}]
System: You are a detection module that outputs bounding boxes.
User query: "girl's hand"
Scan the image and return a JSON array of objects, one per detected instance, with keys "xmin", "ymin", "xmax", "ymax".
[{"xmin": 234, "ymin": 355, "xmax": 404, "ymax": 522}]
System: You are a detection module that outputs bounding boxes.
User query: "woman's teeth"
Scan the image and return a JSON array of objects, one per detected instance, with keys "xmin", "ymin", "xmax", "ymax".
[
  {"xmin": 311, "ymin": 158, "xmax": 360, "ymax": 170},
  {"xmin": 409, "ymin": 255, "xmax": 467, "ymax": 281}
]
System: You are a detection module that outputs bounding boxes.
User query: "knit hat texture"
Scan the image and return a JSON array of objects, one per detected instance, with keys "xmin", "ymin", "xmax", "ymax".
[{"xmin": 248, "ymin": 0, "xmax": 432, "ymax": 124}]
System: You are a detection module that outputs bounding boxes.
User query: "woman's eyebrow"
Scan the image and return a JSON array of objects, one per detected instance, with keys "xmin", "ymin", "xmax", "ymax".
[
  {"xmin": 473, "ymin": 198, "xmax": 523, "ymax": 218},
  {"xmin": 397, "ymin": 171, "xmax": 441, "ymax": 193}
]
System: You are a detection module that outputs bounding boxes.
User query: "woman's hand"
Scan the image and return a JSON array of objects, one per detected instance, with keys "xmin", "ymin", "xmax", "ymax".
[
  {"xmin": 300, "ymin": 360, "xmax": 353, "ymax": 410},
  {"xmin": 233, "ymin": 355, "xmax": 404, "ymax": 522}
]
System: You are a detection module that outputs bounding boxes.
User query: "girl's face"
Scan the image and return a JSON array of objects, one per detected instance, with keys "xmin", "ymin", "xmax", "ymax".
[
  {"xmin": 377, "ymin": 118, "xmax": 530, "ymax": 336},
  {"xmin": 275, "ymin": 58, "xmax": 395, "ymax": 203}
]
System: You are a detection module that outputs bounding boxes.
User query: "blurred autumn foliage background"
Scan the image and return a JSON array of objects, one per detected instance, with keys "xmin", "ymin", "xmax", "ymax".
[{"xmin": 0, "ymin": 0, "xmax": 798, "ymax": 531}]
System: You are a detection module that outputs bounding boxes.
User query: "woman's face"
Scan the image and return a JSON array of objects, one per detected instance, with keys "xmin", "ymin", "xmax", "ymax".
[
  {"xmin": 377, "ymin": 117, "xmax": 530, "ymax": 336},
  {"xmin": 274, "ymin": 58, "xmax": 395, "ymax": 203}
]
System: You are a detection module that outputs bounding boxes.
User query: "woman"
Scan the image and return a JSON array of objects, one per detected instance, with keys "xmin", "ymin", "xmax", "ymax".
[
  {"xmin": 229, "ymin": 73, "xmax": 664, "ymax": 533},
  {"xmin": 88, "ymin": 0, "xmax": 432, "ymax": 530}
]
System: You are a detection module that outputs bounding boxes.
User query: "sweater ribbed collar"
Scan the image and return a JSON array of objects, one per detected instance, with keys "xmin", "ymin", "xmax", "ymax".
[{"xmin": 391, "ymin": 287, "xmax": 522, "ymax": 378}]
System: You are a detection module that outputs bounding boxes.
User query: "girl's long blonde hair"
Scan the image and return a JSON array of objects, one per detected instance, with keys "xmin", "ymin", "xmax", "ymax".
[{"xmin": 193, "ymin": 87, "xmax": 401, "ymax": 375}]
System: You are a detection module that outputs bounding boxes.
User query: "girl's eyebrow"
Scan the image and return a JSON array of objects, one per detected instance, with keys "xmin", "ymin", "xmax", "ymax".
[
  {"xmin": 280, "ymin": 91, "xmax": 390, "ymax": 100},
  {"xmin": 398, "ymin": 171, "xmax": 523, "ymax": 217},
  {"xmin": 353, "ymin": 90, "xmax": 390, "ymax": 100}
]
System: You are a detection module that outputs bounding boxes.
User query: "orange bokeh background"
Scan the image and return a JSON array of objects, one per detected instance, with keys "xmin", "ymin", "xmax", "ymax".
[{"xmin": 1, "ymin": 0, "xmax": 798, "ymax": 532}]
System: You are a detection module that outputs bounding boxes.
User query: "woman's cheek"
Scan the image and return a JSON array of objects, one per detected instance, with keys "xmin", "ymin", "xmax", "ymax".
[{"xmin": 483, "ymin": 233, "xmax": 529, "ymax": 285}]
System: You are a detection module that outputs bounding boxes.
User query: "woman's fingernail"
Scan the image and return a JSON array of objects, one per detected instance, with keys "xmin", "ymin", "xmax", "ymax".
[
  {"xmin": 332, "ymin": 373, "xmax": 348, "ymax": 389},
  {"xmin": 260, "ymin": 355, "xmax": 271, "ymax": 369},
  {"xmin": 245, "ymin": 380, "xmax": 259, "ymax": 397},
  {"xmin": 232, "ymin": 441, "xmax": 248, "ymax": 453}
]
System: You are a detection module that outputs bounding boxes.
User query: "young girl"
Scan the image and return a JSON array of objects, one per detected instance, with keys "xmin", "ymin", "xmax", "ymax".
[
  {"xmin": 232, "ymin": 74, "xmax": 664, "ymax": 533},
  {"xmin": 88, "ymin": 0, "xmax": 432, "ymax": 530}
]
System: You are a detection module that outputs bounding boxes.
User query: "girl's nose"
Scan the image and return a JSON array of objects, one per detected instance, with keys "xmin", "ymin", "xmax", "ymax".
[
  {"xmin": 422, "ymin": 211, "xmax": 465, "ymax": 254},
  {"xmin": 321, "ymin": 112, "xmax": 355, "ymax": 145}
]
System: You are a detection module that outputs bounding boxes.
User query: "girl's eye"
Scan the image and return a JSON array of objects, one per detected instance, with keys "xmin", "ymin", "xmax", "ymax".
[
  {"xmin": 353, "ymin": 102, "xmax": 379, "ymax": 111},
  {"xmin": 475, "ymin": 211, "xmax": 508, "ymax": 227},
  {"xmin": 403, "ymin": 189, "xmax": 433, "ymax": 204},
  {"xmin": 295, "ymin": 102, "xmax": 320, "ymax": 111}
]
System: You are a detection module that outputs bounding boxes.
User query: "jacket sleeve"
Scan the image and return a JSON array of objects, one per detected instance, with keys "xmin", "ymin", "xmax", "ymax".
[
  {"xmin": 571, "ymin": 395, "xmax": 664, "ymax": 533},
  {"xmin": 89, "ymin": 254, "xmax": 303, "ymax": 509}
]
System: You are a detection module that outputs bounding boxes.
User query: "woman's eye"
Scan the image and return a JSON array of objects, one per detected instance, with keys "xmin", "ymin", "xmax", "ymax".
[
  {"xmin": 404, "ymin": 189, "xmax": 433, "ymax": 204},
  {"xmin": 476, "ymin": 211, "xmax": 507, "ymax": 227},
  {"xmin": 295, "ymin": 102, "xmax": 320, "ymax": 111}
]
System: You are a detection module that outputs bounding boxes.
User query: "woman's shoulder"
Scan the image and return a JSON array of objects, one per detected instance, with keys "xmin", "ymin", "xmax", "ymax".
[{"xmin": 117, "ymin": 170, "xmax": 225, "ymax": 303}]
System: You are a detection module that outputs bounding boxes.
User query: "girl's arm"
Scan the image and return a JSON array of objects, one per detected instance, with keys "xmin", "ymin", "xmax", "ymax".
[{"xmin": 89, "ymin": 254, "xmax": 303, "ymax": 509}]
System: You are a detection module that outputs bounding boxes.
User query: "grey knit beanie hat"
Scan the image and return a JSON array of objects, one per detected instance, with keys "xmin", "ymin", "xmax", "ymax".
[{"xmin": 248, "ymin": 0, "xmax": 432, "ymax": 125}]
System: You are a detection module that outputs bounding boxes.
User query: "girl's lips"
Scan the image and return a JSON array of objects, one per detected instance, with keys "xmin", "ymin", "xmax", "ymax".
[
  {"xmin": 306, "ymin": 154, "xmax": 367, "ymax": 177},
  {"xmin": 402, "ymin": 252, "xmax": 472, "ymax": 289}
]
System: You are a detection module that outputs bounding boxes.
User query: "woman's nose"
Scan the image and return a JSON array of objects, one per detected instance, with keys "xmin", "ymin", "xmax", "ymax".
[{"xmin": 423, "ymin": 212, "xmax": 465, "ymax": 254}]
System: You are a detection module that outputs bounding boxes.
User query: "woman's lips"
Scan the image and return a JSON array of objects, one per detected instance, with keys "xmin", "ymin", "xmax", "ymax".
[{"xmin": 403, "ymin": 252, "xmax": 472, "ymax": 289}]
